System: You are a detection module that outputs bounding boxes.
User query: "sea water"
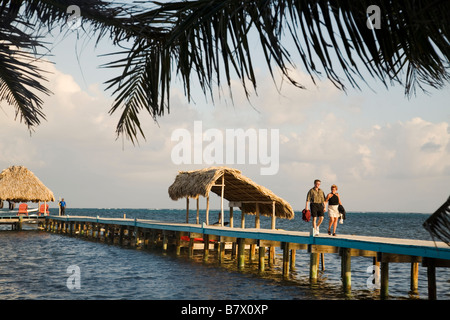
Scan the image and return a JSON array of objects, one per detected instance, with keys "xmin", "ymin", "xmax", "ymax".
[{"xmin": 0, "ymin": 208, "xmax": 448, "ymax": 301}]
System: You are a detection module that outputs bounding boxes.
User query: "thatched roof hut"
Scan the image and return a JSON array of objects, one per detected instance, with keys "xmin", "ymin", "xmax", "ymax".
[
  {"xmin": 0, "ymin": 166, "xmax": 55, "ymax": 203},
  {"xmin": 168, "ymin": 167, "xmax": 294, "ymax": 228}
]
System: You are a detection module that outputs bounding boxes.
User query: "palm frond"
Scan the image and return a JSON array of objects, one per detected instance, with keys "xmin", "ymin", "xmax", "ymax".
[
  {"xmin": 104, "ymin": 0, "xmax": 450, "ymax": 142},
  {"xmin": 1, "ymin": 0, "xmax": 449, "ymax": 142},
  {"xmin": 0, "ymin": 46, "xmax": 50, "ymax": 129},
  {"xmin": 423, "ymin": 196, "xmax": 450, "ymax": 246}
]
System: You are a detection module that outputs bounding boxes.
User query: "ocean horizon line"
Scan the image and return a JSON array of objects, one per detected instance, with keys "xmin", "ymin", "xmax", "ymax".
[{"xmin": 37, "ymin": 207, "xmax": 432, "ymax": 215}]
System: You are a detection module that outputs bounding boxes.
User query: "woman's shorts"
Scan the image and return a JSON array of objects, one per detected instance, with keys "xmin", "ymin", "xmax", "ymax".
[
  {"xmin": 310, "ymin": 203, "xmax": 324, "ymax": 217},
  {"xmin": 328, "ymin": 205, "xmax": 340, "ymax": 218}
]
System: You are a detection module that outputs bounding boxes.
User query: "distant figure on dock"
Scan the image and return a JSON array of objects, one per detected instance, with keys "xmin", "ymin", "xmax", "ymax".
[
  {"xmin": 326, "ymin": 185, "xmax": 342, "ymax": 236},
  {"xmin": 305, "ymin": 179, "xmax": 326, "ymax": 236},
  {"xmin": 59, "ymin": 198, "xmax": 66, "ymax": 216}
]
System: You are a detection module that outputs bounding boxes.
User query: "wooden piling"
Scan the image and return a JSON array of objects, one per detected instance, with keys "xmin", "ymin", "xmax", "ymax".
[
  {"xmin": 135, "ymin": 227, "xmax": 141, "ymax": 247},
  {"xmin": 218, "ymin": 241, "xmax": 225, "ymax": 264},
  {"xmin": 423, "ymin": 258, "xmax": 438, "ymax": 300},
  {"xmin": 283, "ymin": 242, "xmax": 290, "ymax": 277},
  {"xmin": 320, "ymin": 253, "xmax": 325, "ymax": 271},
  {"xmin": 188, "ymin": 238, "xmax": 194, "ymax": 258},
  {"xmin": 162, "ymin": 231, "xmax": 168, "ymax": 251},
  {"xmin": 259, "ymin": 246, "xmax": 265, "ymax": 272},
  {"xmin": 175, "ymin": 232, "xmax": 181, "ymax": 255},
  {"xmin": 341, "ymin": 248, "xmax": 351, "ymax": 294},
  {"xmin": 237, "ymin": 238, "xmax": 245, "ymax": 270},
  {"xmin": 17, "ymin": 216, "xmax": 23, "ymax": 230},
  {"xmin": 268, "ymin": 247, "xmax": 275, "ymax": 267},
  {"xmin": 119, "ymin": 225, "xmax": 124, "ymax": 245},
  {"xmin": 203, "ymin": 234, "xmax": 209, "ymax": 260},
  {"xmin": 249, "ymin": 244, "xmax": 256, "ymax": 261},
  {"xmin": 290, "ymin": 249, "xmax": 296, "ymax": 270},
  {"xmin": 427, "ymin": 264, "xmax": 436, "ymax": 300},
  {"xmin": 410, "ymin": 262, "xmax": 419, "ymax": 294},
  {"xmin": 229, "ymin": 207, "xmax": 234, "ymax": 228},
  {"xmin": 186, "ymin": 198, "xmax": 189, "ymax": 223},
  {"xmin": 380, "ymin": 261, "xmax": 389, "ymax": 299},
  {"xmin": 310, "ymin": 252, "xmax": 319, "ymax": 283}
]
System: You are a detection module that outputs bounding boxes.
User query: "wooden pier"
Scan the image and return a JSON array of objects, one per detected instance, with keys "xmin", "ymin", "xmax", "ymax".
[
  {"xmin": 0, "ymin": 215, "xmax": 45, "ymax": 230},
  {"xmin": 43, "ymin": 214, "xmax": 450, "ymax": 300}
]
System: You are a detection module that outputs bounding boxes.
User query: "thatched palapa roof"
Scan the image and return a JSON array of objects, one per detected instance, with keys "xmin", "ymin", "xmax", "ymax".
[
  {"xmin": 0, "ymin": 166, "xmax": 55, "ymax": 202},
  {"xmin": 168, "ymin": 167, "xmax": 294, "ymax": 219}
]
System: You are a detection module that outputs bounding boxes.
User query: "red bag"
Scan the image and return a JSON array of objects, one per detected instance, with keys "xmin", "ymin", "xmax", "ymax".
[{"xmin": 302, "ymin": 209, "xmax": 311, "ymax": 222}]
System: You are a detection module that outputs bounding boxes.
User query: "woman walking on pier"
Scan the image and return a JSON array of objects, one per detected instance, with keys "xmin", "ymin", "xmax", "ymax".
[{"xmin": 326, "ymin": 185, "xmax": 342, "ymax": 236}]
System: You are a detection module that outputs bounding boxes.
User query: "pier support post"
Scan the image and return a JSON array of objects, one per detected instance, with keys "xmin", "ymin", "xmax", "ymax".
[
  {"xmin": 290, "ymin": 249, "xmax": 296, "ymax": 270},
  {"xmin": 423, "ymin": 258, "xmax": 437, "ymax": 300},
  {"xmin": 320, "ymin": 253, "xmax": 325, "ymax": 271},
  {"xmin": 149, "ymin": 229, "xmax": 156, "ymax": 249},
  {"xmin": 310, "ymin": 253, "xmax": 319, "ymax": 284},
  {"xmin": 203, "ymin": 234, "xmax": 209, "ymax": 261},
  {"xmin": 341, "ymin": 248, "xmax": 351, "ymax": 294},
  {"xmin": 268, "ymin": 247, "xmax": 275, "ymax": 267},
  {"xmin": 135, "ymin": 227, "xmax": 141, "ymax": 247},
  {"xmin": 105, "ymin": 225, "xmax": 111, "ymax": 243},
  {"xmin": 250, "ymin": 244, "xmax": 256, "ymax": 262},
  {"xmin": 82, "ymin": 223, "xmax": 87, "ymax": 237},
  {"xmin": 259, "ymin": 246, "xmax": 265, "ymax": 272},
  {"xmin": 237, "ymin": 238, "xmax": 245, "ymax": 270},
  {"xmin": 283, "ymin": 242, "xmax": 290, "ymax": 278},
  {"xmin": 69, "ymin": 222, "xmax": 74, "ymax": 236},
  {"xmin": 175, "ymin": 232, "xmax": 181, "ymax": 255},
  {"xmin": 17, "ymin": 216, "xmax": 23, "ymax": 231},
  {"xmin": 96, "ymin": 224, "xmax": 101, "ymax": 241},
  {"xmin": 162, "ymin": 231, "xmax": 168, "ymax": 251},
  {"xmin": 380, "ymin": 261, "xmax": 389, "ymax": 299},
  {"xmin": 188, "ymin": 238, "xmax": 194, "ymax": 258},
  {"xmin": 218, "ymin": 241, "xmax": 225, "ymax": 264},
  {"xmin": 119, "ymin": 226, "xmax": 124, "ymax": 245},
  {"xmin": 427, "ymin": 264, "xmax": 436, "ymax": 300},
  {"xmin": 410, "ymin": 262, "xmax": 419, "ymax": 295}
]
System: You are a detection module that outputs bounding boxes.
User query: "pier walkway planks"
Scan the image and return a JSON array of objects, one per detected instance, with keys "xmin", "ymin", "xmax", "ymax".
[
  {"xmin": 47, "ymin": 214, "xmax": 449, "ymax": 260},
  {"xmin": 45, "ymin": 215, "xmax": 450, "ymax": 299}
]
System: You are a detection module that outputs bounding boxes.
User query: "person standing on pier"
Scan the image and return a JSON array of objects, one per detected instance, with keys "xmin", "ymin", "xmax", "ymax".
[
  {"xmin": 59, "ymin": 198, "xmax": 66, "ymax": 216},
  {"xmin": 305, "ymin": 180, "xmax": 326, "ymax": 236},
  {"xmin": 325, "ymin": 185, "xmax": 342, "ymax": 236}
]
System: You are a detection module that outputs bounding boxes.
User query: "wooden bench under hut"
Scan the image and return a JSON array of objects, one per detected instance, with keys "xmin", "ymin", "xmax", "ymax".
[{"xmin": 168, "ymin": 167, "xmax": 294, "ymax": 230}]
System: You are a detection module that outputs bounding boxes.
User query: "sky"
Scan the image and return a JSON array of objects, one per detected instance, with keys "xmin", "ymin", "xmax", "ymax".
[{"xmin": 1, "ymin": 14, "xmax": 449, "ymax": 213}]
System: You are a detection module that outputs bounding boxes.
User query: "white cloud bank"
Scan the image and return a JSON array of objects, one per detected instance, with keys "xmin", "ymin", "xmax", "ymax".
[{"xmin": 0, "ymin": 63, "xmax": 449, "ymax": 213}]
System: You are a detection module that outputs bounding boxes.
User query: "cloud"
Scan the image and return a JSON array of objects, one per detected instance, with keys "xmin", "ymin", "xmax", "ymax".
[
  {"xmin": 1, "ymin": 60, "xmax": 449, "ymax": 213},
  {"xmin": 353, "ymin": 117, "xmax": 450, "ymax": 179}
]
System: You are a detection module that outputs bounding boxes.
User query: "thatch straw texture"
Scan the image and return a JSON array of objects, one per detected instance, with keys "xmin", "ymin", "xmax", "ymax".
[
  {"xmin": 0, "ymin": 166, "xmax": 55, "ymax": 202},
  {"xmin": 168, "ymin": 167, "xmax": 294, "ymax": 219}
]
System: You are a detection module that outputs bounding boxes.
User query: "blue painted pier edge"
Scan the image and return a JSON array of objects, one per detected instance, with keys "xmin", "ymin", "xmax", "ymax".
[{"xmin": 44, "ymin": 215, "xmax": 450, "ymax": 300}]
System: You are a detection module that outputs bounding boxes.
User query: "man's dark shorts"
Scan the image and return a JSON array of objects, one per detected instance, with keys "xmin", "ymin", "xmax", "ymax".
[{"xmin": 310, "ymin": 203, "xmax": 324, "ymax": 217}]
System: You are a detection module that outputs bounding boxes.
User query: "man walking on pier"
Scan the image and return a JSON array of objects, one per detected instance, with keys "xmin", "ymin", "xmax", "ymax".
[
  {"xmin": 305, "ymin": 180, "xmax": 326, "ymax": 236},
  {"xmin": 59, "ymin": 198, "xmax": 66, "ymax": 216}
]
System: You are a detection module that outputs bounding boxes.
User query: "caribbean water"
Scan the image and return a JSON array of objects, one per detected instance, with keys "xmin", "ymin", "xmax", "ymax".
[{"xmin": 0, "ymin": 208, "xmax": 448, "ymax": 301}]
